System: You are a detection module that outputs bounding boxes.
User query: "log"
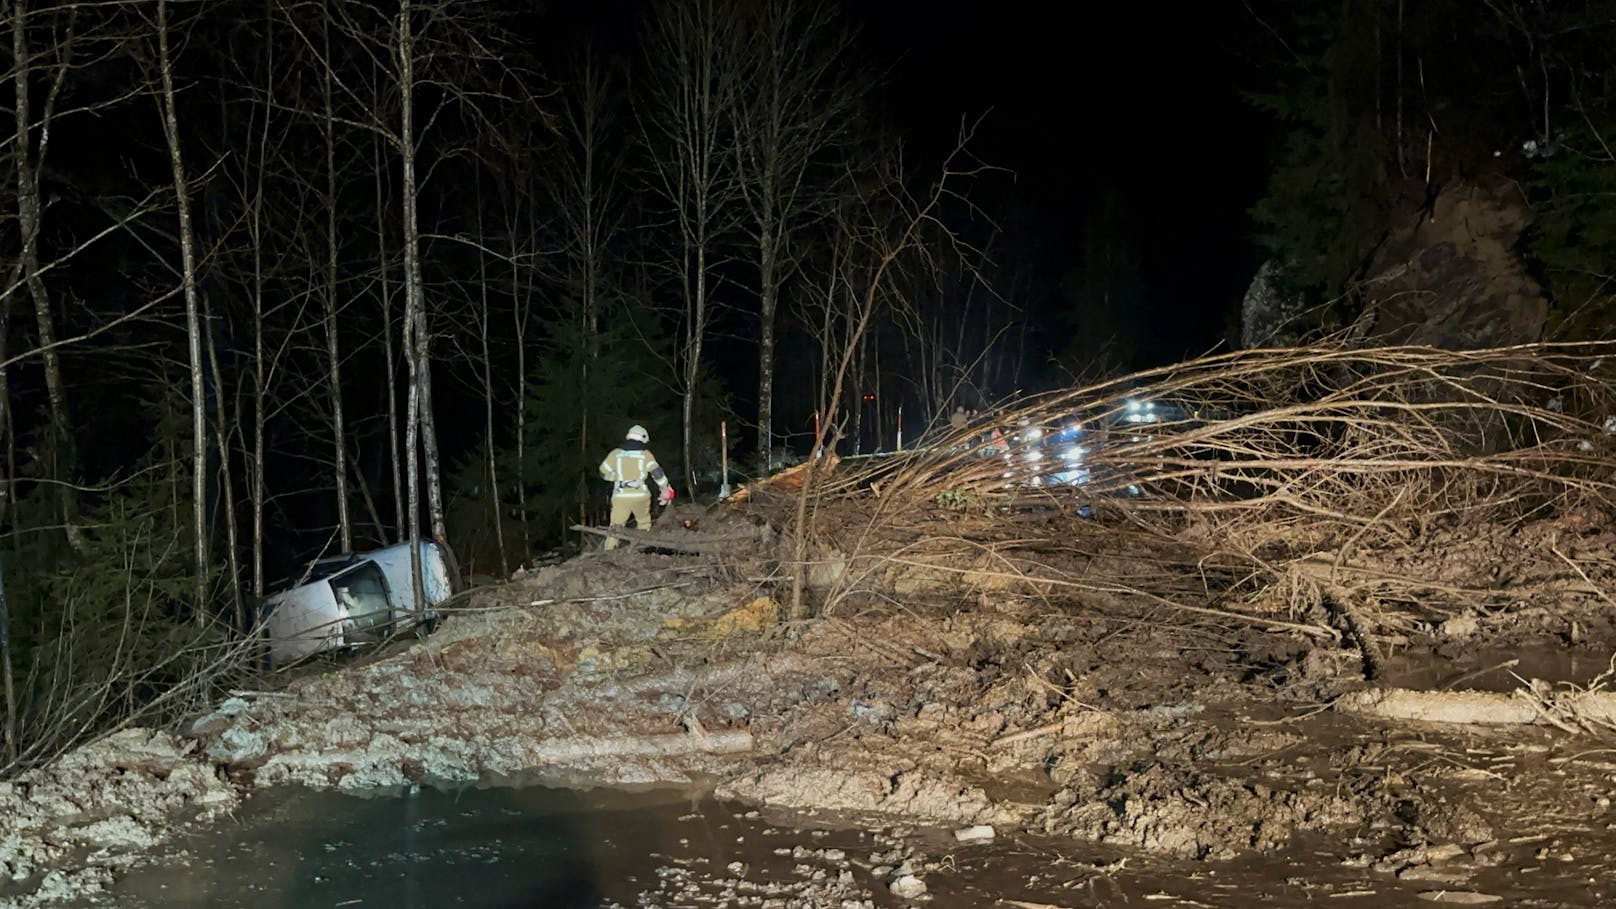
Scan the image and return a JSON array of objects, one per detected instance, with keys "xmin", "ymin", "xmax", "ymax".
[
  {"xmin": 1339, "ymin": 687, "xmax": 1616, "ymax": 728},
  {"xmin": 526, "ymin": 730, "xmax": 754, "ymax": 761},
  {"xmin": 724, "ymin": 454, "xmax": 841, "ymax": 504}
]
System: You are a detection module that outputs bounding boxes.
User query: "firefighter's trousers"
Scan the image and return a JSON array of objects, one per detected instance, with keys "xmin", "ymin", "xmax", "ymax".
[{"xmin": 605, "ymin": 493, "xmax": 652, "ymax": 550}]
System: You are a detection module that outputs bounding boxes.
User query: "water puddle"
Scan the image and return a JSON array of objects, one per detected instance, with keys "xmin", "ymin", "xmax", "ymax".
[
  {"xmin": 69, "ymin": 780, "xmax": 1577, "ymax": 908},
  {"xmin": 91, "ymin": 784, "xmax": 879, "ymax": 908},
  {"xmin": 1383, "ymin": 645, "xmax": 1614, "ymax": 693}
]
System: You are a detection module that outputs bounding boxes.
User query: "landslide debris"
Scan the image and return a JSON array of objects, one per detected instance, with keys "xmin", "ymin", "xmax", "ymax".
[{"xmin": 0, "ymin": 729, "xmax": 238, "ymax": 909}]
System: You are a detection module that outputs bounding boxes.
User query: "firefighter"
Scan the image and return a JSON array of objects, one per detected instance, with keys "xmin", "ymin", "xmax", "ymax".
[{"xmin": 598, "ymin": 424, "xmax": 674, "ymax": 550}]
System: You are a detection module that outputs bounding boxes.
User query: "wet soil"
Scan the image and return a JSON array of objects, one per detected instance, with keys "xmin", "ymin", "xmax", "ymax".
[{"xmin": 16, "ymin": 522, "xmax": 1616, "ymax": 906}]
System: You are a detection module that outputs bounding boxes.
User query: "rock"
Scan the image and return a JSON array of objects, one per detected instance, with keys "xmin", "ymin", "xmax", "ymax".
[
  {"xmin": 1241, "ymin": 259, "xmax": 1307, "ymax": 348},
  {"xmin": 708, "ymin": 596, "xmax": 780, "ymax": 637},
  {"xmin": 1425, "ymin": 843, "xmax": 1467, "ymax": 863},
  {"xmin": 889, "ymin": 874, "xmax": 927, "ymax": 900},
  {"xmin": 1438, "ymin": 615, "xmax": 1480, "ymax": 640},
  {"xmin": 206, "ymin": 725, "xmax": 268, "ymax": 763},
  {"xmin": 1398, "ymin": 864, "xmax": 1471, "ymax": 884},
  {"xmin": 953, "ymin": 825, "xmax": 996, "ymax": 844},
  {"xmin": 1357, "ymin": 178, "xmax": 1546, "ymax": 350}
]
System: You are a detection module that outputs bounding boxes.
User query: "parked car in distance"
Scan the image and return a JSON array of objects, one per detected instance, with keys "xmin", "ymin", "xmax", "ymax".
[{"xmin": 260, "ymin": 541, "xmax": 453, "ymax": 667}]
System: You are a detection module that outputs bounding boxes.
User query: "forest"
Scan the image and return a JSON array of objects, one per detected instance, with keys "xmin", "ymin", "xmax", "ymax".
[
  {"xmin": 0, "ymin": 0, "xmax": 1036, "ymax": 767},
  {"xmin": 5, "ymin": 0, "xmax": 1616, "ymax": 785}
]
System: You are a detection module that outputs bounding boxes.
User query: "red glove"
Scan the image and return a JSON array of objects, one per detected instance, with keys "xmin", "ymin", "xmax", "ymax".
[{"xmin": 660, "ymin": 487, "xmax": 677, "ymax": 505}]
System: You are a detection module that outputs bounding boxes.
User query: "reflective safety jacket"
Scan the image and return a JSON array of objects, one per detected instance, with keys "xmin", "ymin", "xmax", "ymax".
[{"xmin": 599, "ymin": 440, "xmax": 668, "ymax": 499}]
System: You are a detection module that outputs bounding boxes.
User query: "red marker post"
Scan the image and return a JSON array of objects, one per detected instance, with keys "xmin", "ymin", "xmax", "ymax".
[{"xmin": 720, "ymin": 420, "xmax": 731, "ymax": 498}]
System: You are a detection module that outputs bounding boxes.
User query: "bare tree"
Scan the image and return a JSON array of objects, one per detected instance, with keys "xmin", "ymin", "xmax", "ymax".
[
  {"xmin": 787, "ymin": 143, "xmax": 974, "ymax": 619},
  {"xmin": 152, "ymin": 0, "xmax": 210, "ymax": 621},
  {"xmin": 548, "ymin": 50, "xmax": 625, "ymax": 529},
  {"xmin": 10, "ymin": 0, "xmax": 86, "ymax": 552},
  {"xmin": 465, "ymin": 170, "xmax": 507, "ymax": 575},
  {"xmin": 320, "ymin": 1, "xmax": 351, "ymax": 552},
  {"xmin": 733, "ymin": 0, "xmax": 859, "ymax": 474},
  {"xmin": 504, "ymin": 170, "xmax": 534, "ymax": 554},
  {"xmin": 639, "ymin": 0, "xmax": 742, "ymax": 492},
  {"xmin": 375, "ymin": 131, "xmax": 404, "ymax": 541}
]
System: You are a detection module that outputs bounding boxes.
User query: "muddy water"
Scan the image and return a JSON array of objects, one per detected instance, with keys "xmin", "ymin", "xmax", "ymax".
[
  {"xmin": 71, "ymin": 780, "xmax": 1581, "ymax": 909},
  {"xmin": 1383, "ymin": 644, "xmax": 1612, "ymax": 692}
]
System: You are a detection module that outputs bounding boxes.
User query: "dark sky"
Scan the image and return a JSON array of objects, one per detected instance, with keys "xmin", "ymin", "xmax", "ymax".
[
  {"xmin": 538, "ymin": 0, "xmax": 1275, "ymax": 370},
  {"xmin": 849, "ymin": 0, "xmax": 1273, "ymax": 367}
]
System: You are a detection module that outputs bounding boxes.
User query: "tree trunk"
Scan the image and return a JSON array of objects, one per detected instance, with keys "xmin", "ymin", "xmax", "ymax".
[
  {"xmin": 0, "ymin": 288, "xmax": 12, "ymax": 763},
  {"xmin": 202, "ymin": 293, "xmax": 245, "ymax": 631},
  {"xmin": 475, "ymin": 194, "xmax": 507, "ymax": 576},
  {"xmin": 11, "ymin": 0, "xmax": 82, "ymax": 553},
  {"xmin": 509, "ymin": 217, "xmax": 528, "ymax": 556},
  {"xmin": 756, "ymin": 241, "xmax": 776, "ymax": 473},
  {"xmin": 0, "ymin": 548, "xmax": 14, "ymax": 765},
  {"xmin": 376, "ymin": 134, "xmax": 403, "ymax": 543},
  {"xmin": 682, "ymin": 244, "xmax": 707, "ymax": 493},
  {"xmin": 397, "ymin": 0, "xmax": 425, "ymax": 611},
  {"xmin": 156, "ymin": 0, "xmax": 210, "ymax": 624},
  {"xmin": 247, "ymin": 6, "xmax": 272, "ymax": 602},
  {"xmin": 417, "ymin": 301, "xmax": 446, "ymax": 546},
  {"xmin": 322, "ymin": 5, "xmax": 351, "ymax": 553},
  {"xmin": 251, "ymin": 159, "xmax": 267, "ymax": 601}
]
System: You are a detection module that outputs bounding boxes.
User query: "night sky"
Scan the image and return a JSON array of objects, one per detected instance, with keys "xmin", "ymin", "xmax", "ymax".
[
  {"xmin": 851, "ymin": 0, "xmax": 1272, "ymax": 367},
  {"xmin": 544, "ymin": 0, "xmax": 1273, "ymax": 372}
]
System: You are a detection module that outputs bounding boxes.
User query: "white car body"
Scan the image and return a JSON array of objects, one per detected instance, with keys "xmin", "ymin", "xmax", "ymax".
[{"xmin": 261, "ymin": 541, "xmax": 453, "ymax": 666}]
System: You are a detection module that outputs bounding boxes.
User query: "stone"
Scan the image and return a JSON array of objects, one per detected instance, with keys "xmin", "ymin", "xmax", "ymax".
[
  {"xmin": 889, "ymin": 874, "xmax": 927, "ymax": 900},
  {"xmin": 1356, "ymin": 178, "xmax": 1546, "ymax": 351},
  {"xmin": 953, "ymin": 825, "xmax": 996, "ymax": 844}
]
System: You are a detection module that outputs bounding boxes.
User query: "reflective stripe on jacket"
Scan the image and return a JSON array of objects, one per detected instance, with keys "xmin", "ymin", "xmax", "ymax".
[{"xmin": 599, "ymin": 446, "xmax": 666, "ymax": 498}]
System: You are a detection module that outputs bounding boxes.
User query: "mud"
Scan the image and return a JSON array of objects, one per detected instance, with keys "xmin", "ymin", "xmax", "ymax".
[
  {"xmin": 14, "ymin": 515, "xmax": 1616, "ymax": 905},
  {"xmin": 0, "ymin": 729, "xmax": 239, "ymax": 908}
]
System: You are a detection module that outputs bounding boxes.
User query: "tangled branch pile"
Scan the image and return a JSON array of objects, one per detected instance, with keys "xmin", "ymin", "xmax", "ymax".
[{"xmin": 789, "ymin": 343, "xmax": 1616, "ymax": 643}]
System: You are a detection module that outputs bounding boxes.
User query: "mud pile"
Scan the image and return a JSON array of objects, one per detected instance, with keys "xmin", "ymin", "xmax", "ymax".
[
  {"xmin": 15, "ymin": 515, "xmax": 1616, "ymax": 905},
  {"xmin": 189, "ymin": 536, "xmax": 1565, "ymax": 869},
  {"xmin": 0, "ymin": 729, "xmax": 237, "ymax": 908}
]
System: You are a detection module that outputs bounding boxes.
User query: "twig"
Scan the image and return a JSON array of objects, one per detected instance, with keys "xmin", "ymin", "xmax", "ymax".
[{"xmin": 992, "ymin": 722, "xmax": 1064, "ymax": 747}]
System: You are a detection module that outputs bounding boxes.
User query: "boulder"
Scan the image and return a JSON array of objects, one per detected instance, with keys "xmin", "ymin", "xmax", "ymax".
[{"xmin": 1356, "ymin": 178, "xmax": 1546, "ymax": 349}]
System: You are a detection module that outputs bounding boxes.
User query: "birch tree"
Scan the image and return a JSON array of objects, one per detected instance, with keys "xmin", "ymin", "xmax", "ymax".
[
  {"xmin": 733, "ymin": 0, "xmax": 859, "ymax": 473},
  {"xmin": 152, "ymin": 0, "xmax": 210, "ymax": 621},
  {"xmin": 10, "ymin": 0, "xmax": 86, "ymax": 552},
  {"xmin": 320, "ymin": 1, "xmax": 351, "ymax": 552},
  {"xmin": 639, "ymin": 0, "xmax": 741, "ymax": 492},
  {"xmin": 548, "ymin": 51, "xmax": 626, "ymax": 526}
]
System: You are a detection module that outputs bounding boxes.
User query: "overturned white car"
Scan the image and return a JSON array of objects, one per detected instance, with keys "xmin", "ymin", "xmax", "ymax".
[{"xmin": 260, "ymin": 541, "xmax": 454, "ymax": 667}]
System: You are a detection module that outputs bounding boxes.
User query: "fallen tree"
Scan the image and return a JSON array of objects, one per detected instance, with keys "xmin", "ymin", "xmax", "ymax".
[{"xmin": 749, "ymin": 341, "xmax": 1616, "ymax": 657}]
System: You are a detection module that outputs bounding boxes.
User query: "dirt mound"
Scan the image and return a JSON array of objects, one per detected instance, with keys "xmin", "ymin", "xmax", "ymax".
[{"xmin": 0, "ymin": 728, "xmax": 237, "ymax": 908}]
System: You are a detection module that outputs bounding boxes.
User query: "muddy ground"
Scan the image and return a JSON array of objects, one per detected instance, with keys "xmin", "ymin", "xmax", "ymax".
[{"xmin": 10, "ymin": 513, "xmax": 1616, "ymax": 906}]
